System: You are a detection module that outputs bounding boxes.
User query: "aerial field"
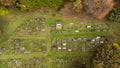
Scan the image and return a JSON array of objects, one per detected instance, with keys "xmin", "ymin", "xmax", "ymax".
[{"xmin": 0, "ymin": 9, "xmax": 110, "ymax": 68}]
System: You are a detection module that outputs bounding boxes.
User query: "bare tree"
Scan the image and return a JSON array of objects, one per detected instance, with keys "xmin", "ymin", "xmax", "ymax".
[{"xmin": 83, "ymin": 0, "xmax": 114, "ymax": 19}]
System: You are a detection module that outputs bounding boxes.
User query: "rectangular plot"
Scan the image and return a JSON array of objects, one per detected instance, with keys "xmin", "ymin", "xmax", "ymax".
[
  {"xmin": 0, "ymin": 39, "xmax": 47, "ymax": 54},
  {"xmin": 15, "ymin": 17, "xmax": 47, "ymax": 36}
]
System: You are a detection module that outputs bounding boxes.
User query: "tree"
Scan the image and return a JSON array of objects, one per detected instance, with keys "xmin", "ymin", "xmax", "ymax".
[
  {"xmin": 73, "ymin": 0, "xmax": 83, "ymax": 12},
  {"xmin": 108, "ymin": 5, "xmax": 120, "ymax": 23},
  {"xmin": 0, "ymin": 0, "xmax": 17, "ymax": 7},
  {"xmin": 92, "ymin": 43, "xmax": 120, "ymax": 68},
  {"xmin": 0, "ymin": 7, "xmax": 8, "ymax": 16},
  {"xmin": 83, "ymin": 0, "xmax": 114, "ymax": 19},
  {"xmin": 43, "ymin": 0, "xmax": 64, "ymax": 9},
  {"xmin": 16, "ymin": 0, "xmax": 64, "ymax": 11}
]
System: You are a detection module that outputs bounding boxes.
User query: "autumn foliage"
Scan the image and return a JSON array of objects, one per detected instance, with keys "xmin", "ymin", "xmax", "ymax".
[
  {"xmin": 0, "ymin": 0, "xmax": 17, "ymax": 7},
  {"xmin": 83, "ymin": 0, "xmax": 114, "ymax": 19}
]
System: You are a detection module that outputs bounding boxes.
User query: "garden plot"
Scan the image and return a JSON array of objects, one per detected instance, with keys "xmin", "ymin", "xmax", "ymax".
[
  {"xmin": 50, "ymin": 20, "xmax": 109, "ymax": 34},
  {"xmin": 0, "ymin": 57, "xmax": 46, "ymax": 68},
  {"xmin": 0, "ymin": 39, "xmax": 47, "ymax": 54},
  {"xmin": 51, "ymin": 38, "xmax": 85, "ymax": 52},
  {"xmin": 15, "ymin": 17, "xmax": 46, "ymax": 36},
  {"xmin": 51, "ymin": 56, "xmax": 91, "ymax": 68},
  {"xmin": 51, "ymin": 36, "xmax": 107, "ymax": 52},
  {"xmin": 14, "ymin": 39, "xmax": 47, "ymax": 54},
  {"xmin": 0, "ymin": 39, "xmax": 15, "ymax": 54}
]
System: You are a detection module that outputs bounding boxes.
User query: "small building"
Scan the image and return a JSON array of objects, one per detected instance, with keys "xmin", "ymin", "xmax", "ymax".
[
  {"xmin": 86, "ymin": 25, "xmax": 91, "ymax": 28},
  {"xmin": 56, "ymin": 21, "xmax": 62, "ymax": 29},
  {"xmin": 75, "ymin": 30, "xmax": 79, "ymax": 32},
  {"xmin": 97, "ymin": 29, "xmax": 101, "ymax": 32},
  {"xmin": 86, "ymin": 29, "xmax": 91, "ymax": 32},
  {"xmin": 39, "ymin": 18, "xmax": 45, "ymax": 23},
  {"xmin": 52, "ymin": 46, "xmax": 57, "ymax": 50},
  {"xmin": 69, "ymin": 22, "xmax": 74, "ymax": 26},
  {"xmin": 58, "ymin": 46, "xmax": 62, "ymax": 50},
  {"xmin": 62, "ymin": 43, "xmax": 67, "ymax": 46},
  {"xmin": 51, "ymin": 30, "xmax": 56, "ymax": 34},
  {"xmin": 86, "ymin": 41, "xmax": 91, "ymax": 46},
  {"xmin": 61, "ymin": 30, "xmax": 67, "ymax": 33},
  {"xmin": 41, "ymin": 29, "xmax": 46, "ymax": 32},
  {"xmin": 62, "ymin": 39, "xmax": 67, "ymax": 43},
  {"xmin": 14, "ymin": 39, "xmax": 20, "ymax": 46},
  {"xmin": 24, "ymin": 51, "xmax": 31, "ymax": 54},
  {"xmin": 41, "ymin": 46, "xmax": 47, "ymax": 53},
  {"xmin": 68, "ymin": 49, "xmax": 72, "ymax": 51},
  {"xmin": 62, "ymin": 47, "xmax": 67, "ymax": 50},
  {"xmin": 100, "ymin": 41, "xmax": 104, "ymax": 44},
  {"xmin": 102, "ymin": 29, "xmax": 107, "ymax": 32},
  {"xmin": 80, "ymin": 22, "xmax": 84, "ymax": 24},
  {"xmin": 78, "ymin": 38, "xmax": 82, "ymax": 41},
  {"xmin": 20, "ymin": 47, "xmax": 25, "ymax": 51},
  {"xmin": 72, "ymin": 38, "xmax": 78, "ymax": 42},
  {"xmin": 0, "ymin": 47, "xmax": 6, "ymax": 52},
  {"xmin": 96, "ymin": 36, "xmax": 101, "ymax": 39},
  {"xmin": 91, "ymin": 39, "xmax": 95, "ymax": 42}
]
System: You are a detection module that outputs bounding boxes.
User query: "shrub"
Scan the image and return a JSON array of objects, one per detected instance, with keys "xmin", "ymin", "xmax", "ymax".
[
  {"xmin": 73, "ymin": 0, "xmax": 83, "ymax": 12},
  {"xmin": 108, "ymin": 5, "xmax": 120, "ymax": 23},
  {"xmin": 92, "ymin": 44, "xmax": 120, "ymax": 68},
  {"xmin": 0, "ymin": 7, "xmax": 8, "ymax": 16},
  {"xmin": 43, "ymin": 0, "xmax": 64, "ymax": 9}
]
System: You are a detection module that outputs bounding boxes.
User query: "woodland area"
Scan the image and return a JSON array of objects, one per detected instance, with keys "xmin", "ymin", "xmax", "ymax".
[
  {"xmin": 92, "ymin": 43, "xmax": 120, "ymax": 68},
  {"xmin": 0, "ymin": 0, "xmax": 119, "ymax": 21}
]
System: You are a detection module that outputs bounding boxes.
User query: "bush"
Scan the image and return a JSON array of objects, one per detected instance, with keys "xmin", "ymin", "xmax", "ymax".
[
  {"xmin": 16, "ymin": 0, "xmax": 64, "ymax": 11},
  {"xmin": 0, "ymin": 7, "xmax": 8, "ymax": 16},
  {"xmin": 108, "ymin": 5, "xmax": 120, "ymax": 23},
  {"xmin": 73, "ymin": 0, "xmax": 83, "ymax": 12},
  {"xmin": 92, "ymin": 44, "xmax": 120, "ymax": 68}
]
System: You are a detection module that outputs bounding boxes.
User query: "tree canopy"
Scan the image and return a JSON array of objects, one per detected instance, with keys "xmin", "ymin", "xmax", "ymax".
[
  {"xmin": 83, "ymin": 0, "xmax": 114, "ymax": 19},
  {"xmin": 92, "ymin": 43, "xmax": 120, "ymax": 68},
  {"xmin": 0, "ymin": 0, "xmax": 17, "ymax": 7},
  {"xmin": 0, "ymin": 7, "xmax": 8, "ymax": 16},
  {"xmin": 73, "ymin": 0, "xmax": 83, "ymax": 12},
  {"xmin": 16, "ymin": 0, "xmax": 64, "ymax": 11},
  {"xmin": 108, "ymin": 5, "xmax": 120, "ymax": 23}
]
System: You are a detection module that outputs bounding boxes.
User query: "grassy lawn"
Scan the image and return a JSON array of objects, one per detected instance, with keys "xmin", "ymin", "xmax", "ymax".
[
  {"xmin": 0, "ymin": 57, "xmax": 47, "ymax": 68},
  {"xmin": 0, "ymin": 9, "xmax": 109, "ymax": 68},
  {"xmin": 113, "ymin": 23, "xmax": 120, "ymax": 35}
]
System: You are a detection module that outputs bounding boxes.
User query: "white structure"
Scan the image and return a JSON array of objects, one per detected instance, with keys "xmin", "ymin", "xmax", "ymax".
[
  {"xmin": 62, "ymin": 43, "xmax": 67, "ymax": 46},
  {"xmin": 63, "ymin": 47, "xmax": 67, "ymax": 50},
  {"xmin": 56, "ymin": 23, "xmax": 62, "ymax": 29},
  {"xmin": 87, "ymin": 25, "xmax": 91, "ymax": 28},
  {"xmin": 75, "ymin": 30, "xmax": 79, "ymax": 32},
  {"xmin": 96, "ymin": 36, "xmax": 101, "ymax": 39},
  {"xmin": 58, "ymin": 47, "xmax": 62, "ymax": 50},
  {"xmin": 68, "ymin": 49, "xmax": 72, "ymax": 51}
]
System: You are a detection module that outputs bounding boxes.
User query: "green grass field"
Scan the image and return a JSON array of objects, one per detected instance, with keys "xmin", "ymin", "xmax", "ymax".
[{"xmin": 0, "ymin": 9, "xmax": 110, "ymax": 68}]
